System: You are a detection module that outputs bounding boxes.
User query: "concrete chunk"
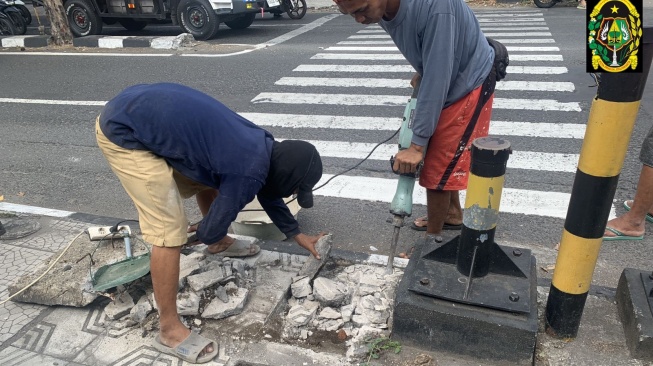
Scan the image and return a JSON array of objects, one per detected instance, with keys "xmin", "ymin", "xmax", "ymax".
[
  {"xmin": 313, "ymin": 277, "xmax": 349, "ymax": 307},
  {"xmin": 319, "ymin": 307, "xmax": 342, "ymax": 320},
  {"xmin": 291, "ymin": 276, "xmax": 312, "ymax": 298},
  {"xmin": 130, "ymin": 295, "xmax": 153, "ymax": 323},
  {"xmin": 287, "ymin": 303, "xmax": 318, "ymax": 327},
  {"xmin": 202, "ymin": 288, "xmax": 249, "ymax": 319},
  {"xmin": 177, "ymin": 291, "xmax": 201, "ymax": 316},
  {"xmin": 187, "ymin": 268, "xmax": 226, "ymax": 292},
  {"xmin": 104, "ymin": 292, "xmax": 134, "ymax": 320}
]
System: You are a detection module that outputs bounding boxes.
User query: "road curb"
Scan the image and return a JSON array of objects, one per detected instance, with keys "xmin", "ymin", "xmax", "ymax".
[
  {"xmin": 0, "ymin": 35, "xmax": 51, "ymax": 48},
  {"xmin": 0, "ymin": 34, "xmax": 193, "ymax": 49}
]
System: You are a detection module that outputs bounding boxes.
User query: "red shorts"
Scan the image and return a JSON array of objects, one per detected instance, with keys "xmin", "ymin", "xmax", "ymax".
[{"xmin": 419, "ymin": 85, "xmax": 494, "ymax": 191}]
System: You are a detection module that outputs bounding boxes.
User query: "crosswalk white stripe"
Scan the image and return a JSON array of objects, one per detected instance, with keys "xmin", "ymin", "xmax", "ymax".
[
  {"xmin": 478, "ymin": 18, "xmax": 545, "ymax": 22},
  {"xmin": 348, "ymin": 35, "xmax": 391, "ymax": 39},
  {"xmin": 312, "ymin": 53, "xmax": 405, "ymax": 60},
  {"xmin": 276, "ymin": 77, "xmax": 574, "ymax": 92},
  {"xmin": 494, "ymin": 38, "xmax": 555, "ymax": 44},
  {"xmin": 509, "ymin": 55, "xmax": 563, "ymax": 61},
  {"xmin": 338, "ymin": 40, "xmax": 396, "ymax": 45},
  {"xmin": 276, "ymin": 77, "xmax": 409, "ymax": 88},
  {"xmin": 313, "ymin": 174, "xmax": 577, "ymax": 219},
  {"xmin": 494, "ymin": 98, "xmax": 581, "ymax": 111},
  {"xmin": 239, "ymin": 113, "xmax": 402, "ymax": 130},
  {"xmin": 325, "ymin": 46, "xmax": 399, "ymax": 51},
  {"xmin": 311, "ymin": 53, "xmax": 564, "ymax": 62},
  {"xmin": 251, "ymin": 93, "xmax": 581, "ymax": 111},
  {"xmin": 507, "ymin": 46, "xmax": 560, "ymax": 51},
  {"xmin": 475, "ymin": 13, "xmax": 543, "ymax": 17},
  {"xmin": 238, "ymin": 113, "xmax": 587, "ymax": 138},
  {"xmin": 481, "ymin": 27, "xmax": 550, "ymax": 31},
  {"xmin": 0, "ymin": 97, "xmax": 106, "ymax": 105},
  {"xmin": 288, "ymin": 139, "xmax": 578, "ymax": 172},
  {"xmin": 356, "ymin": 30, "xmax": 388, "ymax": 33},
  {"xmin": 293, "ymin": 64, "xmax": 567, "ymax": 74},
  {"xmin": 509, "ymin": 66, "xmax": 568, "ymax": 74},
  {"xmin": 497, "ymin": 81, "xmax": 575, "ymax": 92},
  {"xmin": 484, "ymin": 32, "xmax": 552, "ymax": 37},
  {"xmin": 479, "ymin": 22, "xmax": 548, "ymax": 26}
]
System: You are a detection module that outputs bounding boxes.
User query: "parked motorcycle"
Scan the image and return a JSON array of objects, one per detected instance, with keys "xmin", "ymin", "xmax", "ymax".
[
  {"xmin": 0, "ymin": 11, "xmax": 16, "ymax": 35},
  {"xmin": 265, "ymin": 0, "xmax": 307, "ymax": 19},
  {"xmin": 533, "ymin": 0, "xmax": 568, "ymax": 8},
  {"xmin": 0, "ymin": 0, "xmax": 26, "ymax": 34},
  {"xmin": 12, "ymin": 0, "xmax": 31, "ymax": 25}
]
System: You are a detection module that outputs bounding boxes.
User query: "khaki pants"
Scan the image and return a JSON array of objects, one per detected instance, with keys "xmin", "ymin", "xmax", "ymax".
[{"xmin": 95, "ymin": 117, "xmax": 212, "ymax": 247}]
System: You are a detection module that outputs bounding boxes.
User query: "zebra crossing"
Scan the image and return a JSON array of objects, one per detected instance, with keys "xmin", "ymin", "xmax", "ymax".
[{"xmin": 242, "ymin": 9, "xmax": 608, "ymax": 220}]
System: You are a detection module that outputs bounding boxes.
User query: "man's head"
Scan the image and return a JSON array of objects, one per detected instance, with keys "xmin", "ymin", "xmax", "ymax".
[
  {"xmin": 260, "ymin": 140, "xmax": 323, "ymax": 208},
  {"xmin": 333, "ymin": 0, "xmax": 395, "ymax": 24}
]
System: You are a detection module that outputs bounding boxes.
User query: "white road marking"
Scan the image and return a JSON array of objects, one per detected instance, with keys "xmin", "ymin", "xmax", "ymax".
[
  {"xmin": 0, "ymin": 202, "xmax": 74, "ymax": 218},
  {"xmin": 275, "ymin": 77, "xmax": 409, "ymax": 88},
  {"xmin": 312, "ymin": 53, "xmax": 405, "ymax": 60},
  {"xmin": 0, "ymin": 98, "xmax": 106, "ymax": 105},
  {"xmin": 287, "ymin": 139, "xmax": 579, "ymax": 172},
  {"xmin": 348, "ymin": 35, "xmax": 391, "ymax": 39},
  {"xmin": 241, "ymin": 113, "xmax": 586, "ymax": 138},
  {"xmin": 337, "ymin": 40, "xmax": 397, "ymax": 45},
  {"xmin": 475, "ymin": 13, "xmax": 543, "ymax": 17},
  {"xmin": 325, "ymin": 46, "xmax": 400, "ymax": 51},
  {"xmin": 497, "ymin": 81, "xmax": 575, "ymax": 92},
  {"xmin": 293, "ymin": 64, "xmax": 567, "ymax": 74},
  {"xmin": 494, "ymin": 38, "xmax": 555, "ymax": 44},
  {"xmin": 506, "ymin": 46, "xmax": 560, "ymax": 51},
  {"xmin": 356, "ymin": 29, "xmax": 388, "ymax": 33},
  {"xmin": 481, "ymin": 27, "xmax": 550, "ymax": 31},
  {"xmin": 313, "ymin": 174, "xmax": 586, "ymax": 219},
  {"xmin": 477, "ymin": 18, "xmax": 545, "ymax": 22},
  {"xmin": 509, "ymin": 54, "xmax": 563, "ymax": 61},
  {"xmin": 251, "ymin": 93, "xmax": 581, "ymax": 111},
  {"xmin": 484, "ymin": 32, "xmax": 552, "ymax": 37},
  {"xmin": 258, "ymin": 14, "xmax": 340, "ymax": 48}
]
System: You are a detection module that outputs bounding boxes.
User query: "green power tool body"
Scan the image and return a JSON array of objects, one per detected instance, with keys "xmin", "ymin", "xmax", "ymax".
[{"xmin": 387, "ymin": 80, "xmax": 424, "ymax": 273}]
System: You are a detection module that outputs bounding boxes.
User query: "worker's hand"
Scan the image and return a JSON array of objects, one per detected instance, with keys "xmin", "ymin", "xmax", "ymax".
[
  {"xmin": 393, "ymin": 144, "xmax": 424, "ymax": 174},
  {"xmin": 293, "ymin": 232, "xmax": 328, "ymax": 259},
  {"xmin": 410, "ymin": 73, "xmax": 422, "ymax": 88}
]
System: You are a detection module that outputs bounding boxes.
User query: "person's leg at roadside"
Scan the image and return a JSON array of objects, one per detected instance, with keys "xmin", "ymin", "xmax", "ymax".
[
  {"xmin": 604, "ymin": 164, "xmax": 653, "ymax": 239},
  {"xmin": 96, "ymin": 119, "xmax": 215, "ymax": 361}
]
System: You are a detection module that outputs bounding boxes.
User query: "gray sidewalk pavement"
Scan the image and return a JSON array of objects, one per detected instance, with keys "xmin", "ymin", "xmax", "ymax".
[{"xmin": 1, "ymin": 205, "xmax": 652, "ymax": 366}]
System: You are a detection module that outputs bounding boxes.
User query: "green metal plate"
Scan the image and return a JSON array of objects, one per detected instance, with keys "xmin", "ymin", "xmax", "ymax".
[{"xmin": 92, "ymin": 254, "xmax": 151, "ymax": 292}]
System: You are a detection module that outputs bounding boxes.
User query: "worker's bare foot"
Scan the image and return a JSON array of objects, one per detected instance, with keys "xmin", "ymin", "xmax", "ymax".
[{"xmin": 206, "ymin": 235, "xmax": 236, "ymax": 254}]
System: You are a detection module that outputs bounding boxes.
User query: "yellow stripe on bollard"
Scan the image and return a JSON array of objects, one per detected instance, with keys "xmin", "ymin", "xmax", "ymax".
[
  {"xmin": 551, "ymin": 230, "xmax": 603, "ymax": 295},
  {"xmin": 579, "ymin": 100, "xmax": 641, "ymax": 177}
]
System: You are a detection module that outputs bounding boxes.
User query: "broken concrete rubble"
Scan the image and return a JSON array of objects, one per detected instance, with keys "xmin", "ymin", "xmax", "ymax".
[
  {"xmin": 104, "ymin": 291, "xmax": 134, "ymax": 320},
  {"xmin": 202, "ymin": 288, "xmax": 249, "ymax": 319},
  {"xmin": 281, "ymin": 262, "xmax": 403, "ymax": 362}
]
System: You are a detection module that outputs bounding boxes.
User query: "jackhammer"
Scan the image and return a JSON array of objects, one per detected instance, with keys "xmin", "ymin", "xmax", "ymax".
[{"xmin": 386, "ymin": 80, "xmax": 423, "ymax": 274}]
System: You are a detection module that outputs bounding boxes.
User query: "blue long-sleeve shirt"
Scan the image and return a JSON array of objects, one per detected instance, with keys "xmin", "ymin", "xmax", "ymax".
[
  {"xmin": 380, "ymin": 0, "xmax": 494, "ymax": 147},
  {"xmin": 99, "ymin": 83, "xmax": 301, "ymax": 244}
]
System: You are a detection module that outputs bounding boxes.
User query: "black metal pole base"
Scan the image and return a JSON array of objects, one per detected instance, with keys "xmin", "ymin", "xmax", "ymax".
[
  {"xmin": 616, "ymin": 268, "xmax": 653, "ymax": 361},
  {"xmin": 391, "ymin": 237, "xmax": 538, "ymax": 364}
]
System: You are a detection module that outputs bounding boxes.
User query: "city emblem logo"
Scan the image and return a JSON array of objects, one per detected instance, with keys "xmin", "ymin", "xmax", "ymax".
[{"xmin": 586, "ymin": 0, "xmax": 643, "ymax": 73}]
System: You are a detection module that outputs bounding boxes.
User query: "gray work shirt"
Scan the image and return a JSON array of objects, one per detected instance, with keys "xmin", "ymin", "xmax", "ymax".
[{"xmin": 380, "ymin": 0, "xmax": 494, "ymax": 147}]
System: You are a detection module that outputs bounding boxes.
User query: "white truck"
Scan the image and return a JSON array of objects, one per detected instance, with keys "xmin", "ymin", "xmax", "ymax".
[{"xmin": 62, "ymin": 0, "xmax": 265, "ymax": 40}]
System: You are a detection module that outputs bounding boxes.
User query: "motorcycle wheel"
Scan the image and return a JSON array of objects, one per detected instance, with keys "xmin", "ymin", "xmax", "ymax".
[
  {"xmin": 16, "ymin": 4, "xmax": 31, "ymax": 25},
  {"xmin": 285, "ymin": 0, "xmax": 306, "ymax": 19},
  {"xmin": 0, "ymin": 16, "xmax": 17, "ymax": 35},
  {"xmin": 533, "ymin": 0, "xmax": 558, "ymax": 8},
  {"xmin": 8, "ymin": 12, "xmax": 27, "ymax": 35}
]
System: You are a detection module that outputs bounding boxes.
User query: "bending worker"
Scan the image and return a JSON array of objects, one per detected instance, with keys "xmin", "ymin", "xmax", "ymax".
[
  {"xmin": 334, "ymin": 0, "xmax": 507, "ymax": 257},
  {"xmin": 96, "ymin": 82, "xmax": 325, "ymax": 364}
]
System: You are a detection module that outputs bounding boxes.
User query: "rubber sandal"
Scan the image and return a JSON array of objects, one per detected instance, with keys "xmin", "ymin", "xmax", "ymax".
[
  {"xmin": 205, "ymin": 239, "xmax": 261, "ymax": 257},
  {"xmin": 622, "ymin": 200, "xmax": 653, "ymax": 223},
  {"xmin": 603, "ymin": 226, "xmax": 644, "ymax": 241},
  {"xmin": 410, "ymin": 217, "xmax": 462, "ymax": 231},
  {"xmin": 152, "ymin": 332, "xmax": 218, "ymax": 364}
]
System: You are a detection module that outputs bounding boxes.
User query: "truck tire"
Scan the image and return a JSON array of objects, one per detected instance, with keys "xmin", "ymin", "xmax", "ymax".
[
  {"xmin": 0, "ymin": 16, "xmax": 17, "ymax": 36},
  {"xmin": 224, "ymin": 13, "xmax": 255, "ymax": 30},
  {"xmin": 64, "ymin": 0, "xmax": 102, "ymax": 37},
  {"xmin": 119, "ymin": 19, "xmax": 148, "ymax": 31},
  {"xmin": 178, "ymin": 0, "xmax": 219, "ymax": 40}
]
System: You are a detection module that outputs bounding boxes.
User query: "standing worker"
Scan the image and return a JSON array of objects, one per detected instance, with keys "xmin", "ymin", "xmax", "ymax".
[
  {"xmin": 333, "ymin": 0, "xmax": 507, "ymax": 257},
  {"xmin": 96, "ymin": 82, "xmax": 325, "ymax": 364}
]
